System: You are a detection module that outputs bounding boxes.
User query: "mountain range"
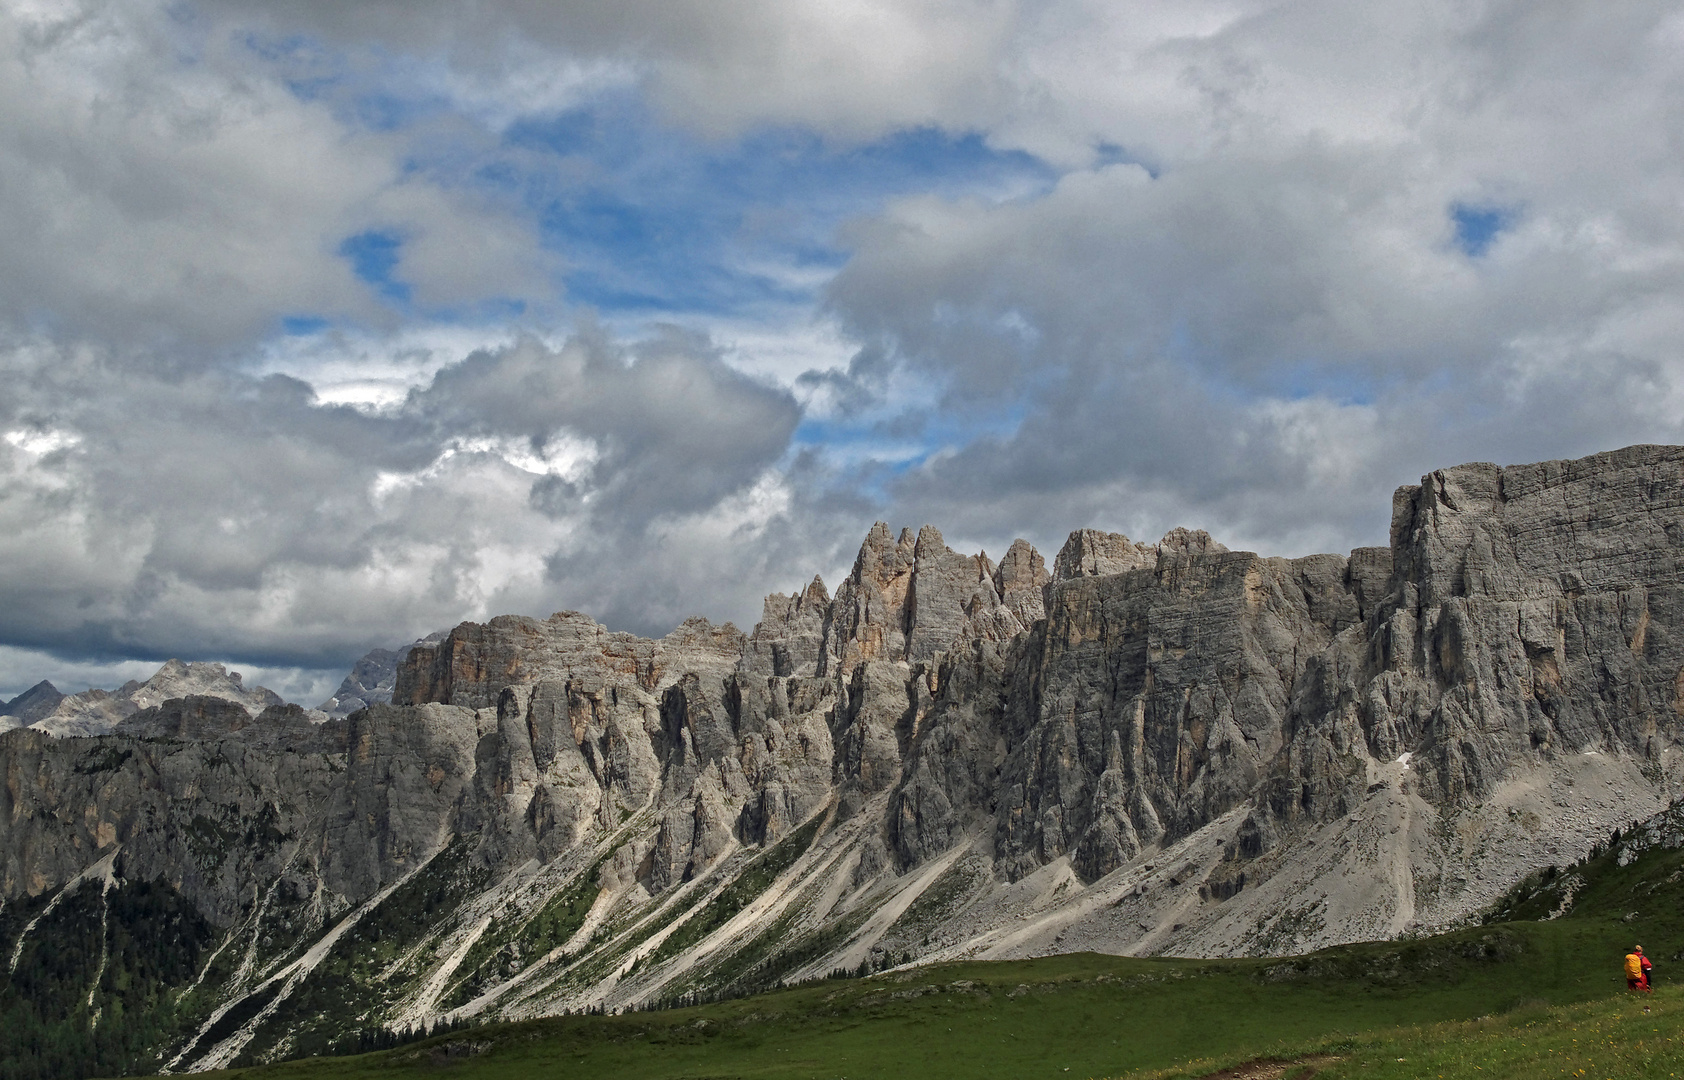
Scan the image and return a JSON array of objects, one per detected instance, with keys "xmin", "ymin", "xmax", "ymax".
[
  {"xmin": 2, "ymin": 443, "xmax": 1681, "ymax": 1073},
  {"xmin": 0, "ymin": 660, "xmax": 285, "ymax": 737},
  {"xmin": 0, "ymin": 635, "xmax": 439, "ymax": 738}
]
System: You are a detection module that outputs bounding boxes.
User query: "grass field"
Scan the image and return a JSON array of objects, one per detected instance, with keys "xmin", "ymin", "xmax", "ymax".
[
  {"xmin": 1155, "ymin": 989, "xmax": 1684, "ymax": 1080},
  {"xmin": 195, "ymin": 832, "xmax": 1684, "ymax": 1080}
]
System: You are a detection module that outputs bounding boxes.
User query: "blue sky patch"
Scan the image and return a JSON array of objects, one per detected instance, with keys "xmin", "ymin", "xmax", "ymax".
[
  {"xmin": 280, "ymin": 315, "xmax": 329, "ymax": 336},
  {"xmin": 503, "ymin": 99, "xmax": 1057, "ymax": 320},
  {"xmin": 1451, "ymin": 202, "xmax": 1517, "ymax": 258},
  {"xmin": 338, "ymin": 229, "xmax": 412, "ymax": 304},
  {"xmin": 273, "ymin": 47, "xmax": 1060, "ymax": 342}
]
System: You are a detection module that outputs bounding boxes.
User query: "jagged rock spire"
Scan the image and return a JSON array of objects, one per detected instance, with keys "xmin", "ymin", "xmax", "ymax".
[{"xmin": 744, "ymin": 523, "xmax": 1050, "ymax": 679}]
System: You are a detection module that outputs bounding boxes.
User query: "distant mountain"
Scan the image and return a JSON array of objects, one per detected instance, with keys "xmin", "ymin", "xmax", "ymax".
[
  {"xmin": 2, "ymin": 444, "xmax": 1684, "ymax": 1074},
  {"xmin": 316, "ymin": 634, "xmax": 445, "ymax": 716},
  {"xmin": 24, "ymin": 660, "xmax": 286, "ymax": 737},
  {"xmin": 0, "ymin": 680, "xmax": 64, "ymax": 729}
]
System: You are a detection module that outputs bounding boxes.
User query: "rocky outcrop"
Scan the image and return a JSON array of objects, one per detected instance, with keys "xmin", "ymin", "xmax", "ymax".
[
  {"xmin": 394, "ymin": 613, "xmax": 744, "ymax": 710},
  {"xmin": 1052, "ymin": 528, "xmax": 1157, "ymax": 579},
  {"xmin": 4, "ymin": 445, "xmax": 1684, "ymax": 1070},
  {"xmin": 995, "ymin": 545, "xmax": 1361, "ymax": 880},
  {"xmin": 1339, "ymin": 448, "xmax": 1684, "ymax": 802},
  {"xmin": 993, "ymin": 537, "xmax": 1050, "ymax": 625},
  {"xmin": 743, "ymin": 576, "xmax": 831, "ymax": 677},
  {"xmin": 116, "ymin": 694, "xmax": 262, "ymax": 740}
]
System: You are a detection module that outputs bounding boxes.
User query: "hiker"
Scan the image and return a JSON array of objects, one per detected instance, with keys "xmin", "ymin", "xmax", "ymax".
[{"xmin": 1626, "ymin": 946, "xmax": 1654, "ymax": 992}]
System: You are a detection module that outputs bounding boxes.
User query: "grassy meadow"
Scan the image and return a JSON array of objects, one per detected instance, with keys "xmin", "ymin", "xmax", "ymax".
[{"xmin": 187, "ymin": 835, "xmax": 1684, "ymax": 1080}]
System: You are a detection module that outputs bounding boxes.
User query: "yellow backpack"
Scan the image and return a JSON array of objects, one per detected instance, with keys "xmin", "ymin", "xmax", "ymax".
[{"xmin": 1626, "ymin": 953, "xmax": 1644, "ymax": 978}]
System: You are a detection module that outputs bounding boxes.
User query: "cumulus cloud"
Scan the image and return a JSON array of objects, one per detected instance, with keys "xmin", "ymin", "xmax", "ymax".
[
  {"xmin": 0, "ymin": 0, "xmax": 552, "ymax": 351},
  {"xmin": 4, "ymin": 0, "xmax": 1683, "ymax": 703},
  {"xmin": 214, "ymin": 0, "xmax": 1020, "ymax": 140},
  {"xmin": 809, "ymin": 1, "xmax": 1684, "ymax": 561},
  {"xmin": 0, "ymin": 331, "xmax": 844, "ymax": 693},
  {"xmin": 413, "ymin": 327, "xmax": 800, "ymax": 523}
]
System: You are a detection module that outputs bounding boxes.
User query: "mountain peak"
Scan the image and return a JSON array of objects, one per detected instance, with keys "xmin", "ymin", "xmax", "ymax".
[
  {"xmin": 0, "ymin": 679, "xmax": 63, "ymax": 729},
  {"xmin": 25, "ymin": 660, "xmax": 286, "ymax": 738}
]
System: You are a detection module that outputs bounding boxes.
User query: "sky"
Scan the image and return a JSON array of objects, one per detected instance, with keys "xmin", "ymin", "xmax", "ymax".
[{"xmin": 4, "ymin": 0, "xmax": 1684, "ymax": 704}]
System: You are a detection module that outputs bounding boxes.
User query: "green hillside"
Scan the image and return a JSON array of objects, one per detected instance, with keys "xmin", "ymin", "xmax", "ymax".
[
  {"xmin": 180, "ymin": 817, "xmax": 1684, "ymax": 1080},
  {"xmin": 1117, "ymin": 989, "xmax": 1684, "ymax": 1080}
]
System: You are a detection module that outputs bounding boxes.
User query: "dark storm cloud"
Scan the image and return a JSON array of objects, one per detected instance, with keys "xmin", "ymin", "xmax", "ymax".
[
  {"xmin": 1, "ymin": 343, "xmax": 429, "ymax": 661},
  {"xmin": 0, "ymin": 328, "xmax": 818, "ymax": 679}
]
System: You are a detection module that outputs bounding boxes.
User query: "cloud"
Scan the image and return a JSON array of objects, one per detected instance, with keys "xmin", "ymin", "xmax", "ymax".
[
  {"xmin": 0, "ymin": 0, "xmax": 552, "ymax": 351},
  {"xmin": 0, "ymin": 329, "xmax": 830, "ymax": 691},
  {"xmin": 414, "ymin": 328, "xmax": 800, "ymax": 522},
  {"xmin": 786, "ymin": 2, "xmax": 1684, "ymax": 563},
  {"xmin": 5, "ymin": 0, "xmax": 1684, "ymax": 705},
  {"xmin": 214, "ymin": 0, "xmax": 1021, "ymax": 141}
]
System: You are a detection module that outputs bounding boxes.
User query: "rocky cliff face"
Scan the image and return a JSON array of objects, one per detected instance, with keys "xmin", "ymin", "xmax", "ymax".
[{"xmin": 3, "ymin": 445, "xmax": 1683, "ymax": 1071}]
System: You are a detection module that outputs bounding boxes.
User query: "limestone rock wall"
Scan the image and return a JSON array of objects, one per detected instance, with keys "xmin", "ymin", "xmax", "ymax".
[
  {"xmin": 3, "ymin": 444, "xmax": 1684, "ymax": 991},
  {"xmin": 394, "ymin": 612, "xmax": 745, "ymax": 709},
  {"xmin": 1356, "ymin": 447, "xmax": 1684, "ymax": 802},
  {"xmin": 0, "ymin": 714, "xmax": 346, "ymax": 926}
]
